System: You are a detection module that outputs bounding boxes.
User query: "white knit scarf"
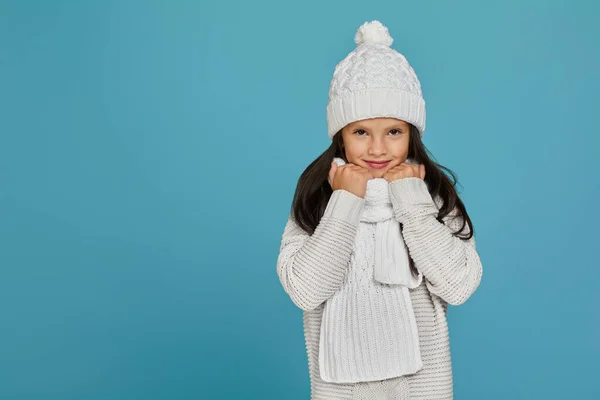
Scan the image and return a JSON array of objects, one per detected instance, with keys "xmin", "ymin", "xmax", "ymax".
[
  {"xmin": 328, "ymin": 157, "xmax": 422, "ymax": 287},
  {"xmin": 319, "ymin": 157, "xmax": 424, "ymax": 384}
]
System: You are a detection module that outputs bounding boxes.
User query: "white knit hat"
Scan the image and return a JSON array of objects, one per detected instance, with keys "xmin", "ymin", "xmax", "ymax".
[{"xmin": 326, "ymin": 20, "xmax": 426, "ymax": 139}]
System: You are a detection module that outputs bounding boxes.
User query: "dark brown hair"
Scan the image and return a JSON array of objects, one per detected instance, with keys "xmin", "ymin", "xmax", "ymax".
[{"xmin": 289, "ymin": 123, "xmax": 474, "ymax": 240}]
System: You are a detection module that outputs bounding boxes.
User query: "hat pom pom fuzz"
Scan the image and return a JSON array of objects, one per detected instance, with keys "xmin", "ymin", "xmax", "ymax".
[{"xmin": 354, "ymin": 20, "xmax": 393, "ymax": 47}]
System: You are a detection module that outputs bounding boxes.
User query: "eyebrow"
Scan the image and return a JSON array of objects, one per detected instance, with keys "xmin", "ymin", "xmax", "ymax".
[{"xmin": 352, "ymin": 124, "xmax": 406, "ymax": 130}]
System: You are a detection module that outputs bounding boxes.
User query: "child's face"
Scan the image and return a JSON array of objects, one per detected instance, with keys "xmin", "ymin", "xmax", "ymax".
[{"xmin": 341, "ymin": 118, "xmax": 411, "ymax": 178}]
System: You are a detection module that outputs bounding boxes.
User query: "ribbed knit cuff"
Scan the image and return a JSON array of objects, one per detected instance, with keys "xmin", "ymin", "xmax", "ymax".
[
  {"xmin": 388, "ymin": 177, "xmax": 436, "ymax": 222},
  {"xmin": 323, "ymin": 189, "xmax": 365, "ymax": 226},
  {"xmin": 326, "ymin": 88, "xmax": 426, "ymax": 139}
]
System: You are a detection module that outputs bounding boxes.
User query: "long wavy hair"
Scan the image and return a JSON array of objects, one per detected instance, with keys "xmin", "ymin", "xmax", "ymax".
[{"xmin": 290, "ymin": 123, "xmax": 474, "ymax": 240}]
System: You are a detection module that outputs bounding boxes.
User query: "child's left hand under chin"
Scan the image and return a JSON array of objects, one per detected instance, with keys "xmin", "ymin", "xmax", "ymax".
[{"xmin": 382, "ymin": 160, "xmax": 426, "ymax": 183}]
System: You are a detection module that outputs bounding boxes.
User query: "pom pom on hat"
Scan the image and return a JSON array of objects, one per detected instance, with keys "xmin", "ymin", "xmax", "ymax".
[{"xmin": 354, "ymin": 20, "xmax": 393, "ymax": 47}]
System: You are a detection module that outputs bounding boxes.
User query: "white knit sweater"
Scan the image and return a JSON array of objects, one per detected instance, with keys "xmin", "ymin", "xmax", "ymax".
[{"xmin": 276, "ymin": 177, "xmax": 483, "ymax": 400}]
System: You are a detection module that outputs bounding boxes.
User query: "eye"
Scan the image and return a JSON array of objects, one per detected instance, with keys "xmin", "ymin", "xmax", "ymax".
[{"xmin": 353, "ymin": 129, "xmax": 403, "ymax": 136}]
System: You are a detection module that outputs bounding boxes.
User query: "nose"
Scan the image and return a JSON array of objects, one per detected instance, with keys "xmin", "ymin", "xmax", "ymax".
[{"xmin": 368, "ymin": 136, "xmax": 387, "ymax": 156}]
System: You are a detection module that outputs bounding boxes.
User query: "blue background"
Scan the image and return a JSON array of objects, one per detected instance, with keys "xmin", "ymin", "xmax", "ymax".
[{"xmin": 1, "ymin": 0, "xmax": 598, "ymax": 399}]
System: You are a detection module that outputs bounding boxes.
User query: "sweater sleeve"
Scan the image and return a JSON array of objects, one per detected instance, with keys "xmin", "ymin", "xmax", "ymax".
[
  {"xmin": 276, "ymin": 189, "xmax": 365, "ymax": 311},
  {"xmin": 388, "ymin": 177, "xmax": 483, "ymax": 306}
]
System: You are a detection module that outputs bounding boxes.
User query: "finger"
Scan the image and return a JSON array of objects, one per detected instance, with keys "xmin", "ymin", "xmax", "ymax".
[
  {"xmin": 329, "ymin": 162, "xmax": 337, "ymax": 186},
  {"xmin": 411, "ymin": 164, "xmax": 420, "ymax": 176}
]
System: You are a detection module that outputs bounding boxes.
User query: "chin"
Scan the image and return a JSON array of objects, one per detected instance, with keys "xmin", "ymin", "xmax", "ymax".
[{"xmin": 370, "ymin": 169, "xmax": 386, "ymax": 177}]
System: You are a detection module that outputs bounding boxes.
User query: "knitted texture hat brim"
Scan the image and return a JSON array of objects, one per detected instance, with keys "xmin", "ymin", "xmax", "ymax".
[{"xmin": 326, "ymin": 87, "xmax": 425, "ymax": 139}]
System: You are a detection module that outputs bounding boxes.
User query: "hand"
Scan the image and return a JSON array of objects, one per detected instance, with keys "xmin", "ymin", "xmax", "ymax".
[
  {"xmin": 382, "ymin": 161, "xmax": 426, "ymax": 183},
  {"xmin": 329, "ymin": 161, "xmax": 374, "ymax": 199}
]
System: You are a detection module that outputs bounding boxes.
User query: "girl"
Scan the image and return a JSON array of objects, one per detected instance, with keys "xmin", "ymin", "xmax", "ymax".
[{"xmin": 276, "ymin": 20, "xmax": 483, "ymax": 400}]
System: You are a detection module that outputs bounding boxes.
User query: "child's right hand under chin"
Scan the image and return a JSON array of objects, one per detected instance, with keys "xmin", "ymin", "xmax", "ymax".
[{"xmin": 328, "ymin": 161, "xmax": 373, "ymax": 199}]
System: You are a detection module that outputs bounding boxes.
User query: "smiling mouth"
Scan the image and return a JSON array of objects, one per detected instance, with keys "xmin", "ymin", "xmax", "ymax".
[{"xmin": 365, "ymin": 160, "xmax": 390, "ymax": 169}]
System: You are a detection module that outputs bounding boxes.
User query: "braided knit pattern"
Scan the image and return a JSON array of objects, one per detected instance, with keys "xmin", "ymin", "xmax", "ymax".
[{"xmin": 328, "ymin": 43, "xmax": 423, "ymax": 102}]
